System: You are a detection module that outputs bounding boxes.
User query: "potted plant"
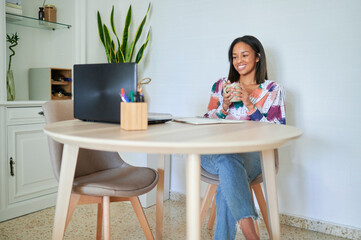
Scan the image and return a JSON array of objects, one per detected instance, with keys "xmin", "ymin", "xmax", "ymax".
[
  {"xmin": 6, "ymin": 32, "xmax": 19, "ymax": 101},
  {"xmin": 97, "ymin": 3, "xmax": 151, "ymax": 63}
]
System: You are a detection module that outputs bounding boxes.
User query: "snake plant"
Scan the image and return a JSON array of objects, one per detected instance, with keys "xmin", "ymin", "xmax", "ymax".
[{"xmin": 97, "ymin": 3, "xmax": 151, "ymax": 64}]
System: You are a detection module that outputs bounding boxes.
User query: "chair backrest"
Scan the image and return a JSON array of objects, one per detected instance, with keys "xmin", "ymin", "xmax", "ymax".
[{"xmin": 42, "ymin": 100, "xmax": 125, "ymax": 181}]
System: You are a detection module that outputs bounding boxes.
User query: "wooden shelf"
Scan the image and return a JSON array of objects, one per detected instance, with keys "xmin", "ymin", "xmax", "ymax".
[
  {"xmin": 29, "ymin": 68, "xmax": 72, "ymax": 101},
  {"xmin": 51, "ymin": 95, "xmax": 71, "ymax": 100},
  {"xmin": 51, "ymin": 80, "xmax": 70, "ymax": 86}
]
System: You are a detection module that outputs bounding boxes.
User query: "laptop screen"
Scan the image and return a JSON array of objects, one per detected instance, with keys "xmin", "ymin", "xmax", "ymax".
[{"xmin": 74, "ymin": 63, "xmax": 137, "ymax": 123}]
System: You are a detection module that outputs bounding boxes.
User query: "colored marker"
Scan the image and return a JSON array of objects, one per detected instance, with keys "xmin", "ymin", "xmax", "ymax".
[
  {"xmin": 120, "ymin": 88, "xmax": 130, "ymax": 102},
  {"xmin": 130, "ymin": 91, "xmax": 134, "ymax": 102}
]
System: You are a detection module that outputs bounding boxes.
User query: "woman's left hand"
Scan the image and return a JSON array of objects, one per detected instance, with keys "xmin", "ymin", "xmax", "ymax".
[{"xmin": 238, "ymin": 85, "xmax": 255, "ymax": 111}]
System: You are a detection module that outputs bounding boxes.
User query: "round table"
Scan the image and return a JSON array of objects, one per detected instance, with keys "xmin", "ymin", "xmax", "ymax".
[{"xmin": 44, "ymin": 119, "xmax": 302, "ymax": 240}]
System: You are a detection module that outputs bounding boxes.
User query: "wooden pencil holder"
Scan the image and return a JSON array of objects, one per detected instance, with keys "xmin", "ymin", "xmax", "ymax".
[{"xmin": 120, "ymin": 102, "xmax": 148, "ymax": 130}]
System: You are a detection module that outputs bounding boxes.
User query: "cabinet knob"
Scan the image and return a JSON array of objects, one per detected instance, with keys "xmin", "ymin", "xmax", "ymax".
[
  {"xmin": 9, "ymin": 157, "xmax": 15, "ymax": 176},
  {"xmin": 38, "ymin": 111, "xmax": 44, "ymax": 116}
]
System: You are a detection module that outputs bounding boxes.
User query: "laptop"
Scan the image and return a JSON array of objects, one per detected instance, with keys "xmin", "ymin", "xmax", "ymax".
[{"xmin": 74, "ymin": 63, "xmax": 172, "ymax": 124}]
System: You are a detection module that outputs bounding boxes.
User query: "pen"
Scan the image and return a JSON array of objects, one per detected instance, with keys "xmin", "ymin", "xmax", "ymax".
[
  {"xmin": 120, "ymin": 88, "xmax": 130, "ymax": 102},
  {"xmin": 135, "ymin": 91, "xmax": 140, "ymax": 102}
]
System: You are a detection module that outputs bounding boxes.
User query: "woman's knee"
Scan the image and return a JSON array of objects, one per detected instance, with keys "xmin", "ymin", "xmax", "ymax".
[
  {"xmin": 201, "ymin": 154, "xmax": 221, "ymax": 175},
  {"xmin": 217, "ymin": 154, "xmax": 246, "ymax": 171}
]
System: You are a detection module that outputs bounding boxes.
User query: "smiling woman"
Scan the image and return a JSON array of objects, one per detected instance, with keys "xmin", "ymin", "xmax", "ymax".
[
  {"xmin": 202, "ymin": 35, "xmax": 286, "ymax": 240},
  {"xmin": 204, "ymin": 36, "xmax": 285, "ymax": 124}
]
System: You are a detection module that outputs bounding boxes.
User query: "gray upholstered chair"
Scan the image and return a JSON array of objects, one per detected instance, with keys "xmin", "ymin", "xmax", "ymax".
[
  {"xmin": 42, "ymin": 100, "xmax": 158, "ymax": 240},
  {"xmin": 200, "ymin": 150, "xmax": 279, "ymax": 237}
]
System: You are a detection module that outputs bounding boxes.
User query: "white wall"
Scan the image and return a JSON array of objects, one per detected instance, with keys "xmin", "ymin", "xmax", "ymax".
[
  {"xmin": 84, "ymin": 0, "xmax": 361, "ymax": 230},
  {"xmin": 5, "ymin": 0, "xmax": 75, "ymax": 100}
]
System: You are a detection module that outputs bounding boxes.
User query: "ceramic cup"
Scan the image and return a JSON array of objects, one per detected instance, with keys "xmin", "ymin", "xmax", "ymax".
[{"xmin": 224, "ymin": 83, "xmax": 242, "ymax": 102}]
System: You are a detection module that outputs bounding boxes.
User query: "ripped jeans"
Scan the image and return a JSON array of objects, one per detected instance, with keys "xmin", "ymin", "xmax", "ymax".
[{"xmin": 201, "ymin": 152, "xmax": 262, "ymax": 240}]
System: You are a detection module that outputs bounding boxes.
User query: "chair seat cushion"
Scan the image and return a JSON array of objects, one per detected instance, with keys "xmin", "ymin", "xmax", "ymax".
[
  {"xmin": 72, "ymin": 166, "xmax": 158, "ymax": 197},
  {"xmin": 201, "ymin": 168, "xmax": 220, "ymax": 185}
]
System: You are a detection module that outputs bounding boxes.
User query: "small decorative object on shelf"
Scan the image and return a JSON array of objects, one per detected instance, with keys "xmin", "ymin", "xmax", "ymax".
[
  {"xmin": 52, "ymin": 86, "xmax": 72, "ymax": 98},
  {"xmin": 6, "ymin": 32, "xmax": 20, "ymax": 101},
  {"xmin": 38, "ymin": 7, "xmax": 44, "ymax": 20},
  {"xmin": 39, "ymin": 0, "xmax": 45, "ymax": 20},
  {"xmin": 44, "ymin": 5, "xmax": 57, "ymax": 22}
]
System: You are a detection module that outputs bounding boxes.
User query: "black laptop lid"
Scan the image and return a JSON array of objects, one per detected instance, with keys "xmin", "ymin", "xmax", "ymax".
[{"xmin": 74, "ymin": 63, "xmax": 137, "ymax": 123}]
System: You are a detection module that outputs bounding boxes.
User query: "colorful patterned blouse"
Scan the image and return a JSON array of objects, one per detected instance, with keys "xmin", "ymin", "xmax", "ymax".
[{"xmin": 204, "ymin": 78, "xmax": 286, "ymax": 124}]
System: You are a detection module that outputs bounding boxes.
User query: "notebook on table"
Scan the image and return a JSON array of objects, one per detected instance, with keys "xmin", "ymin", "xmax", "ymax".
[
  {"xmin": 73, "ymin": 63, "xmax": 172, "ymax": 124},
  {"xmin": 173, "ymin": 117, "xmax": 245, "ymax": 125}
]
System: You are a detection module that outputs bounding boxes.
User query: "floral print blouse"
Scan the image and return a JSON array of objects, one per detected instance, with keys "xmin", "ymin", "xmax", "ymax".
[{"xmin": 204, "ymin": 78, "xmax": 286, "ymax": 124}]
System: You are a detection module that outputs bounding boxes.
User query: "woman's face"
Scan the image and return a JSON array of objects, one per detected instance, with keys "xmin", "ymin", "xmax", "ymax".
[{"xmin": 232, "ymin": 42, "xmax": 259, "ymax": 79}]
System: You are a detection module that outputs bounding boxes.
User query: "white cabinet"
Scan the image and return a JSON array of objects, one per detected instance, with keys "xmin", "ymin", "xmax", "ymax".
[
  {"xmin": 0, "ymin": 104, "xmax": 58, "ymax": 222},
  {"xmin": 7, "ymin": 124, "xmax": 57, "ymax": 204}
]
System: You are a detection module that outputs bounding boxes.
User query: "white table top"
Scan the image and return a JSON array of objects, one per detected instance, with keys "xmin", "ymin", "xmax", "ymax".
[{"xmin": 44, "ymin": 119, "xmax": 302, "ymax": 154}]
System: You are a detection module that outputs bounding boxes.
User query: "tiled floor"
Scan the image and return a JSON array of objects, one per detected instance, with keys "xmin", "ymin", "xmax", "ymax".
[{"xmin": 0, "ymin": 199, "xmax": 347, "ymax": 240}]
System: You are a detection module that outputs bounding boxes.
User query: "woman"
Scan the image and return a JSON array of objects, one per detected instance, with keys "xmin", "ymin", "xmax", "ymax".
[{"xmin": 202, "ymin": 35, "xmax": 286, "ymax": 240}]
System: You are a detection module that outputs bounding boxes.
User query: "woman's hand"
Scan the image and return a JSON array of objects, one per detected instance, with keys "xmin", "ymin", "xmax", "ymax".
[
  {"xmin": 237, "ymin": 84, "xmax": 255, "ymax": 111},
  {"xmin": 222, "ymin": 81, "xmax": 232, "ymax": 110}
]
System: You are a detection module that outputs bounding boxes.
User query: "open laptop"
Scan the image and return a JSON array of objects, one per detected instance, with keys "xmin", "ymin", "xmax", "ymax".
[{"xmin": 74, "ymin": 63, "xmax": 172, "ymax": 124}]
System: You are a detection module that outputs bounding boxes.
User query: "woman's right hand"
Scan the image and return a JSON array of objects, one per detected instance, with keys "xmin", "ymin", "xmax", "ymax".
[{"xmin": 222, "ymin": 81, "xmax": 232, "ymax": 110}]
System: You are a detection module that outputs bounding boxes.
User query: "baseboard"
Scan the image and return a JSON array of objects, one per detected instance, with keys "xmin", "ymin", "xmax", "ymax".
[
  {"xmin": 169, "ymin": 192, "xmax": 361, "ymax": 240},
  {"xmin": 278, "ymin": 213, "xmax": 360, "ymax": 240}
]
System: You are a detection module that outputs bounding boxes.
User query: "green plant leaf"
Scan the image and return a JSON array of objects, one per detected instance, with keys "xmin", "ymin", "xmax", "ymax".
[
  {"xmin": 117, "ymin": 49, "xmax": 125, "ymax": 63},
  {"xmin": 121, "ymin": 5, "xmax": 132, "ymax": 60},
  {"xmin": 103, "ymin": 24, "xmax": 115, "ymax": 63},
  {"xmin": 135, "ymin": 28, "xmax": 151, "ymax": 63},
  {"xmin": 125, "ymin": 43, "xmax": 132, "ymax": 62},
  {"xmin": 98, "ymin": 11, "xmax": 112, "ymax": 62},
  {"xmin": 97, "ymin": 11, "xmax": 106, "ymax": 48},
  {"xmin": 110, "ymin": 6, "xmax": 121, "ymax": 53},
  {"xmin": 116, "ymin": 50, "xmax": 124, "ymax": 63},
  {"xmin": 110, "ymin": 40, "xmax": 117, "ymax": 62},
  {"xmin": 126, "ymin": 3, "xmax": 151, "ymax": 62}
]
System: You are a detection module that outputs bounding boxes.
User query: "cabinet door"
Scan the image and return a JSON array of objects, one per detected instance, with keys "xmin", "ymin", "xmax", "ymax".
[{"xmin": 7, "ymin": 124, "xmax": 58, "ymax": 204}]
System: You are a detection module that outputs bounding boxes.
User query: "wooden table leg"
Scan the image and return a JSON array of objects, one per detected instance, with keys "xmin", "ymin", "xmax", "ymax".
[
  {"xmin": 103, "ymin": 196, "xmax": 111, "ymax": 240},
  {"xmin": 186, "ymin": 154, "xmax": 201, "ymax": 240},
  {"xmin": 260, "ymin": 149, "xmax": 281, "ymax": 240},
  {"xmin": 156, "ymin": 154, "xmax": 165, "ymax": 240},
  {"xmin": 52, "ymin": 144, "xmax": 79, "ymax": 240}
]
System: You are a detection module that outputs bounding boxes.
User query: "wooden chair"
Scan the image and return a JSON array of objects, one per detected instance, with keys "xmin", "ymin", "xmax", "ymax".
[
  {"xmin": 200, "ymin": 150, "xmax": 279, "ymax": 237},
  {"xmin": 43, "ymin": 100, "xmax": 158, "ymax": 240}
]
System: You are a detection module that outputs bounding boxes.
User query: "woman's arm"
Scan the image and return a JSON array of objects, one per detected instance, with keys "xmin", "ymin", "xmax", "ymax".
[
  {"xmin": 247, "ymin": 84, "xmax": 286, "ymax": 124},
  {"xmin": 204, "ymin": 78, "xmax": 230, "ymax": 119}
]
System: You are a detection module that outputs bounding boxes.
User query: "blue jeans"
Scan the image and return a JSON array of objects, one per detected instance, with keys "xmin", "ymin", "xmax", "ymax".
[{"xmin": 201, "ymin": 152, "xmax": 262, "ymax": 240}]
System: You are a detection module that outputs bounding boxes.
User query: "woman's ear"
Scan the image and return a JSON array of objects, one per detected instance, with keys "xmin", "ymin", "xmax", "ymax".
[{"xmin": 256, "ymin": 53, "xmax": 261, "ymax": 62}]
